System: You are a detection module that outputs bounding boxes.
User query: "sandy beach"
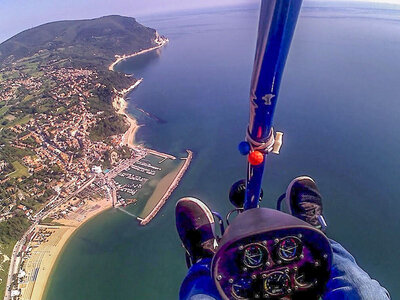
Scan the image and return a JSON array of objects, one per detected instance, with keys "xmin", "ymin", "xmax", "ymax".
[
  {"xmin": 19, "ymin": 198, "xmax": 112, "ymax": 300},
  {"xmin": 108, "ymin": 37, "xmax": 168, "ymax": 71},
  {"xmin": 113, "ymin": 78, "xmax": 143, "ymax": 147}
]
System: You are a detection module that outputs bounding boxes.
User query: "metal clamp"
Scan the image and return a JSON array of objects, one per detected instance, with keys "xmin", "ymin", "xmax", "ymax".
[{"xmin": 246, "ymin": 127, "xmax": 283, "ymax": 155}]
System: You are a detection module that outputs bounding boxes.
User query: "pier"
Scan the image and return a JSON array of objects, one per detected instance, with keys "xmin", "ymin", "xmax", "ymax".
[
  {"xmin": 140, "ymin": 150, "xmax": 193, "ymax": 225},
  {"xmin": 147, "ymin": 149, "xmax": 176, "ymax": 160}
]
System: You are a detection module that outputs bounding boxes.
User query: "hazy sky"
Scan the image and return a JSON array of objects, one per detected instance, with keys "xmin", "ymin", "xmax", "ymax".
[{"xmin": 0, "ymin": 0, "xmax": 399, "ymax": 43}]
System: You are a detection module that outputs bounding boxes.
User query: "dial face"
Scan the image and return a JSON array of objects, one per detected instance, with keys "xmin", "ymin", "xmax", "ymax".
[
  {"xmin": 294, "ymin": 272, "xmax": 313, "ymax": 288},
  {"xmin": 243, "ymin": 244, "xmax": 266, "ymax": 268},
  {"xmin": 277, "ymin": 237, "xmax": 302, "ymax": 261},
  {"xmin": 231, "ymin": 278, "xmax": 253, "ymax": 299},
  {"xmin": 264, "ymin": 271, "xmax": 290, "ymax": 296}
]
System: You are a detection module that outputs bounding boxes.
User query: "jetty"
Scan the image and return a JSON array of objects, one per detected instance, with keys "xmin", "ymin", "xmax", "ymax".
[{"xmin": 140, "ymin": 150, "xmax": 193, "ymax": 225}]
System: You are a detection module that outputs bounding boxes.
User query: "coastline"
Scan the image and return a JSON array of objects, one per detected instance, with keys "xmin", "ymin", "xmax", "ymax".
[
  {"xmin": 20, "ymin": 198, "xmax": 112, "ymax": 300},
  {"xmin": 28, "ymin": 78, "xmax": 142, "ymax": 300},
  {"xmin": 29, "ymin": 36, "xmax": 174, "ymax": 300},
  {"xmin": 108, "ymin": 37, "xmax": 169, "ymax": 71},
  {"xmin": 112, "ymin": 78, "xmax": 143, "ymax": 147}
]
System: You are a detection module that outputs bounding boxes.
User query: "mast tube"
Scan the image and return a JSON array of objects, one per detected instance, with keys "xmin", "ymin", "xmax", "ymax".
[{"xmin": 245, "ymin": 0, "xmax": 303, "ymax": 209}]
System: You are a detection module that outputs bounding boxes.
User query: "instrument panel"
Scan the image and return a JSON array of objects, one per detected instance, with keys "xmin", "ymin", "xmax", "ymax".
[{"xmin": 212, "ymin": 230, "xmax": 331, "ymax": 299}]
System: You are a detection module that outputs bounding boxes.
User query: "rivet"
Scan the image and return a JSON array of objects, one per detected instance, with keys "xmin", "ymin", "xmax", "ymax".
[
  {"xmin": 228, "ymin": 278, "xmax": 233, "ymax": 283},
  {"xmin": 217, "ymin": 275, "xmax": 222, "ymax": 280}
]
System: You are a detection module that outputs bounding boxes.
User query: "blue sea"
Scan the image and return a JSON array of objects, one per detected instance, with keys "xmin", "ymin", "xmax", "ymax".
[{"xmin": 44, "ymin": 4, "xmax": 400, "ymax": 299}]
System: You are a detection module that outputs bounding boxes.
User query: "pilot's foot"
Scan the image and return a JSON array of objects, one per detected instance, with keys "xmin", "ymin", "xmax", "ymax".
[
  {"xmin": 175, "ymin": 197, "xmax": 218, "ymax": 268},
  {"xmin": 285, "ymin": 176, "xmax": 328, "ymax": 232}
]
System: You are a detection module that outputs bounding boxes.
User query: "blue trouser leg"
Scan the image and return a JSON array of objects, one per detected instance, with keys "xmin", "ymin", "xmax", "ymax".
[
  {"xmin": 180, "ymin": 240, "xmax": 390, "ymax": 300},
  {"xmin": 322, "ymin": 239, "xmax": 390, "ymax": 300},
  {"xmin": 179, "ymin": 258, "xmax": 221, "ymax": 300}
]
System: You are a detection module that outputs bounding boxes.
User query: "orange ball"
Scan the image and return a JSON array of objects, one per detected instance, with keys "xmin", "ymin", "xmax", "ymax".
[{"xmin": 248, "ymin": 151, "xmax": 264, "ymax": 165}]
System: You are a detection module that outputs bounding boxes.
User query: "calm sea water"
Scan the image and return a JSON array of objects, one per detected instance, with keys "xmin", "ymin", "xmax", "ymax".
[{"xmin": 45, "ymin": 6, "xmax": 400, "ymax": 299}]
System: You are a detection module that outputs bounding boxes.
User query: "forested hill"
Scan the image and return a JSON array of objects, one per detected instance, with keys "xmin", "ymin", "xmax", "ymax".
[{"xmin": 0, "ymin": 15, "xmax": 158, "ymax": 67}]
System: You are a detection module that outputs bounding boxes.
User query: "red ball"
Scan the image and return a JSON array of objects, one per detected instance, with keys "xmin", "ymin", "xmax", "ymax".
[{"xmin": 248, "ymin": 151, "xmax": 264, "ymax": 165}]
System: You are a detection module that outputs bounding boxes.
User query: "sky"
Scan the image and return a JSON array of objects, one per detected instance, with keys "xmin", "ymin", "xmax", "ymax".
[{"xmin": 0, "ymin": 0, "xmax": 399, "ymax": 43}]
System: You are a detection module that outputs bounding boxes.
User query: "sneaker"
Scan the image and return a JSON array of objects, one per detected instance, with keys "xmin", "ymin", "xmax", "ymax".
[
  {"xmin": 285, "ymin": 176, "xmax": 328, "ymax": 232},
  {"xmin": 175, "ymin": 197, "xmax": 218, "ymax": 267}
]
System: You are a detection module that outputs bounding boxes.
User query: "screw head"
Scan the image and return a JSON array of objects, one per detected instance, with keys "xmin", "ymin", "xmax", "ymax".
[
  {"xmin": 262, "ymin": 274, "xmax": 267, "ymax": 279},
  {"xmin": 274, "ymin": 238, "xmax": 279, "ymax": 243},
  {"xmin": 298, "ymin": 234, "xmax": 303, "ymax": 238},
  {"xmin": 238, "ymin": 245, "xmax": 244, "ymax": 250},
  {"xmin": 251, "ymin": 274, "xmax": 257, "ymax": 279},
  {"xmin": 266, "ymin": 261, "xmax": 271, "ymax": 267},
  {"xmin": 217, "ymin": 275, "xmax": 222, "ymax": 281},
  {"xmin": 228, "ymin": 278, "xmax": 233, "ymax": 283}
]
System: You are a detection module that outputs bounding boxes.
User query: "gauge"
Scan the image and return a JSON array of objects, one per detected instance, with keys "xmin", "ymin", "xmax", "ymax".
[
  {"xmin": 264, "ymin": 271, "xmax": 291, "ymax": 296},
  {"xmin": 294, "ymin": 272, "xmax": 313, "ymax": 288},
  {"xmin": 243, "ymin": 244, "xmax": 267, "ymax": 268},
  {"xmin": 277, "ymin": 236, "xmax": 302, "ymax": 261},
  {"xmin": 231, "ymin": 278, "xmax": 253, "ymax": 299},
  {"xmin": 294, "ymin": 265, "xmax": 314, "ymax": 288}
]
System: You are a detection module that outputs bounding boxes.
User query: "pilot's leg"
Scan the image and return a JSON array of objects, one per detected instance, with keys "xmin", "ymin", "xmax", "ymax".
[
  {"xmin": 176, "ymin": 197, "xmax": 220, "ymax": 300},
  {"xmin": 179, "ymin": 258, "xmax": 220, "ymax": 300},
  {"xmin": 284, "ymin": 176, "xmax": 390, "ymax": 299},
  {"xmin": 323, "ymin": 240, "xmax": 390, "ymax": 300}
]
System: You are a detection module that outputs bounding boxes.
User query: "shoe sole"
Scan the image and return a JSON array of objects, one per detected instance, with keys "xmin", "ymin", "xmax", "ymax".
[
  {"xmin": 176, "ymin": 197, "xmax": 215, "ymax": 225},
  {"xmin": 285, "ymin": 176, "xmax": 315, "ymax": 215}
]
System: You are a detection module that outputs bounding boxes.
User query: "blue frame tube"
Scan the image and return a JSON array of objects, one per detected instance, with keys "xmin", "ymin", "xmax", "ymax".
[{"xmin": 245, "ymin": 0, "xmax": 303, "ymax": 210}]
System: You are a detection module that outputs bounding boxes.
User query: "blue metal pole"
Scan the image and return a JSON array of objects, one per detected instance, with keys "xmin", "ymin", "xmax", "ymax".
[{"xmin": 244, "ymin": 0, "xmax": 303, "ymax": 210}]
